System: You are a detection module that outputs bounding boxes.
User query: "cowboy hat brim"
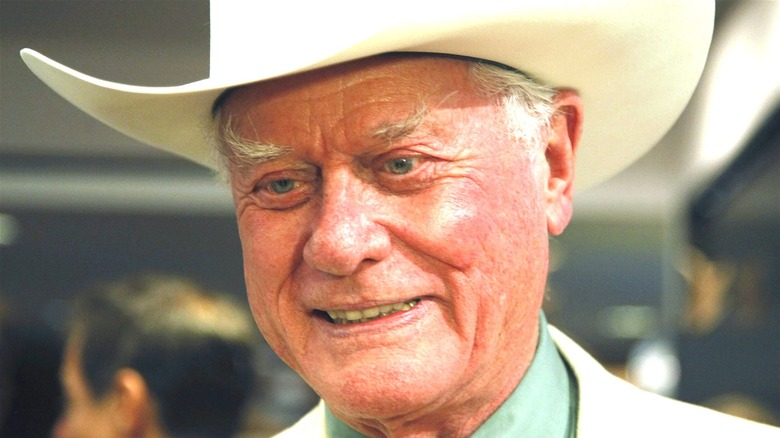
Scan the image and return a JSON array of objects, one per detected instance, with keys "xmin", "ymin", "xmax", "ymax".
[{"xmin": 20, "ymin": 0, "xmax": 714, "ymax": 192}]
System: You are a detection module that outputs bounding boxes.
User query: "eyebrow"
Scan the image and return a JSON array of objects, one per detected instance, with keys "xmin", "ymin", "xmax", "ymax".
[
  {"xmin": 219, "ymin": 115, "xmax": 292, "ymax": 167},
  {"xmin": 371, "ymin": 104, "xmax": 428, "ymax": 142},
  {"xmin": 221, "ymin": 104, "xmax": 431, "ymax": 168},
  {"xmin": 233, "ymin": 142, "xmax": 293, "ymax": 170}
]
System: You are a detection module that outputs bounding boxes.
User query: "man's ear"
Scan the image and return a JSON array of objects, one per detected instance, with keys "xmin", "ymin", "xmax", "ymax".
[
  {"xmin": 107, "ymin": 368, "xmax": 157, "ymax": 437},
  {"xmin": 545, "ymin": 88, "xmax": 583, "ymax": 236}
]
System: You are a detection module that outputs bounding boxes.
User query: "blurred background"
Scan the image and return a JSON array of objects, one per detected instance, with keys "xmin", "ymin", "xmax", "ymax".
[{"xmin": 1, "ymin": 0, "xmax": 778, "ymax": 436}]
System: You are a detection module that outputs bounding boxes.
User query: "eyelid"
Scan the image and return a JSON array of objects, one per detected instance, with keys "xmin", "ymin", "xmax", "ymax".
[
  {"xmin": 256, "ymin": 169, "xmax": 317, "ymax": 192},
  {"xmin": 372, "ymin": 154, "xmax": 440, "ymax": 194},
  {"xmin": 373, "ymin": 148, "xmax": 422, "ymax": 166},
  {"xmin": 250, "ymin": 168, "xmax": 318, "ymax": 210},
  {"xmin": 381, "ymin": 156, "xmax": 419, "ymax": 174}
]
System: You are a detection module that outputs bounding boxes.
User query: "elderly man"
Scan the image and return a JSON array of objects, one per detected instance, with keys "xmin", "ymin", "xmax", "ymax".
[{"xmin": 21, "ymin": 1, "xmax": 779, "ymax": 437}]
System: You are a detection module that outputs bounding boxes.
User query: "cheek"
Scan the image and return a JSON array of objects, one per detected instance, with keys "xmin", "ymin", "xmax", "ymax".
[
  {"xmin": 237, "ymin": 209, "xmax": 309, "ymax": 282},
  {"xmin": 417, "ymin": 168, "xmax": 549, "ymax": 335},
  {"xmin": 60, "ymin": 403, "xmax": 112, "ymax": 438},
  {"xmin": 236, "ymin": 212, "xmax": 305, "ymax": 357},
  {"xmin": 423, "ymin": 192, "xmax": 492, "ymax": 268},
  {"xmin": 411, "ymin": 173, "xmax": 544, "ymax": 272}
]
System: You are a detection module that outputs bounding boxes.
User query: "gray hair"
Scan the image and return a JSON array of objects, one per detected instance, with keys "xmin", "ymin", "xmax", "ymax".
[
  {"xmin": 469, "ymin": 61, "xmax": 556, "ymax": 152},
  {"xmin": 212, "ymin": 59, "xmax": 557, "ymax": 181},
  {"xmin": 214, "ymin": 114, "xmax": 291, "ymax": 179}
]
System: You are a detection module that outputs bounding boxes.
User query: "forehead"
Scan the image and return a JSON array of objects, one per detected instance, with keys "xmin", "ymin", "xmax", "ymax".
[{"xmin": 220, "ymin": 55, "xmax": 477, "ymax": 130}]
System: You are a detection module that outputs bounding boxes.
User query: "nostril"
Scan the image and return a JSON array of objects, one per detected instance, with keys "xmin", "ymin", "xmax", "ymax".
[{"xmin": 303, "ymin": 226, "xmax": 378, "ymax": 276}]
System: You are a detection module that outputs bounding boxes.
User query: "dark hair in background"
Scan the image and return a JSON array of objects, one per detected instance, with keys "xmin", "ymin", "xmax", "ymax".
[{"xmin": 69, "ymin": 273, "xmax": 257, "ymax": 438}]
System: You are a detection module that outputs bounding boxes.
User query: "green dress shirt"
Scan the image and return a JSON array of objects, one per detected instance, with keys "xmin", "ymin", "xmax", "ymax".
[{"xmin": 324, "ymin": 312, "xmax": 578, "ymax": 437}]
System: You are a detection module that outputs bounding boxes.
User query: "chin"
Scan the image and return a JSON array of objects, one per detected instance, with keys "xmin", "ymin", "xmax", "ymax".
[{"xmin": 307, "ymin": 347, "xmax": 466, "ymax": 420}]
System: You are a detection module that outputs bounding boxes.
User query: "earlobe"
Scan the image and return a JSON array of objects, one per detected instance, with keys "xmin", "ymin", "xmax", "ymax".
[
  {"xmin": 108, "ymin": 368, "xmax": 155, "ymax": 437},
  {"xmin": 545, "ymin": 89, "xmax": 583, "ymax": 236}
]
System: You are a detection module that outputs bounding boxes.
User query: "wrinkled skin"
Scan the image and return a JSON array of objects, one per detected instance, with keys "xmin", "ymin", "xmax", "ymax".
[{"xmin": 223, "ymin": 55, "xmax": 581, "ymax": 437}]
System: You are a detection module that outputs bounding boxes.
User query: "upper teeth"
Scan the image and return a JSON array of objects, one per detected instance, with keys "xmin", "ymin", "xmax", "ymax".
[{"xmin": 326, "ymin": 299, "xmax": 418, "ymax": 324}]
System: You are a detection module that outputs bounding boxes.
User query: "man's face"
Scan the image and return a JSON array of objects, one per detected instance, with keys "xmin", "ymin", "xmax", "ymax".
[
  {"xmin": 52, "ymin": 336, "xmax": 118, "ymax": 438},
  {"xmin": 223, "ymin": 56, "xmax": 557, "ymax": 423}
]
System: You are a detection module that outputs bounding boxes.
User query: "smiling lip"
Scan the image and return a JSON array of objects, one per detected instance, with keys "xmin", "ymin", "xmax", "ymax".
[{"xmin": 324, "ymin": 299, "xmax": 420, "ymax": 324}]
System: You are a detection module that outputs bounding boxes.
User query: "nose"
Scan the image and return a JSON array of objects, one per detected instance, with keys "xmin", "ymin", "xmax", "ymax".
[{"xmin": 303, "ymin": 172, "xmax": 391, "ymax": 276}]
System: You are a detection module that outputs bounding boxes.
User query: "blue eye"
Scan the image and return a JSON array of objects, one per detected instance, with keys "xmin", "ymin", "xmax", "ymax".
[
  {"xmin": 269, "ymin": 179, "xmax": 296, "ymax": 194},
  {"xmin": 385, "ymin": 157, "xmax": 415, "ymax": 175}
]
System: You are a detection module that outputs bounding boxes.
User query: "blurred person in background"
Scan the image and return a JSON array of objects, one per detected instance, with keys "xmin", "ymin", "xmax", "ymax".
[{"xmin": 52, "ymin": 273, "xmax": 276, "ymax": 438}]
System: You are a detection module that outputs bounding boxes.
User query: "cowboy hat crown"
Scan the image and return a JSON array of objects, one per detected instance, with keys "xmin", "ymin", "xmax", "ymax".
[{"xmin": 21, "ymin": 0, "xmax": 715, "ymax": 192}]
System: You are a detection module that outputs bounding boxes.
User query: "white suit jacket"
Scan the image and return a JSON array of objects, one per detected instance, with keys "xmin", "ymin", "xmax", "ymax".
[{"xmin": 275, "ymin": 327, "xmax": 779, "ymax": 437}]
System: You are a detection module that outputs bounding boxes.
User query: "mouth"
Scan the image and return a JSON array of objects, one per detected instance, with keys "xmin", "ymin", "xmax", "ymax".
[{"xmin": 319, "ymin": 299, "xmax": 420, "ymax": 325}]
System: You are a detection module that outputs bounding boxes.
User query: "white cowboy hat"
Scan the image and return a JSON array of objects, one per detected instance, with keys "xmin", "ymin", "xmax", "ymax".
[{"xmin": 20, "ymin": 0, "xmax": 714, "ymax": 192}]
